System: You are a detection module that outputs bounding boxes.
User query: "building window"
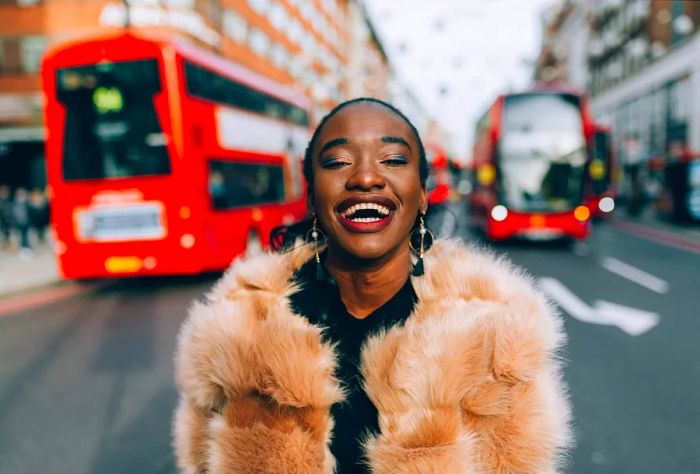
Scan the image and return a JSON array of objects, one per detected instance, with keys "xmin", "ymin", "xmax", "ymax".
[
  {"xmin": 21, "ymin": 36, "xmax": 47, "ymax": 73},
  {"xmin": 223, "ymin": 9, "xmax": 248, "ymax": 44},
  {"xmin": 247, "ymin": 0, "xmax": 270, "ymax": 16},
  {"xmin": 300, "ymin": 29, "xmax": 313, "ymax": 53},
  {"xmin": 205, "ymin": 0, "xmax": 223, "ymax": 30},
  {"xmin": 287, "ymin": 17, "xmax": 302, "ymax": 44},
  {"xmin": 0, "ymin": 38, "xmax": 21, "ymax": 73},
  {"xmin": 269, "ymin": 3, "xmax": 286, "ymax": 31},
  {"xmin": 270, "ymin": 42, "xmax": 288, "ymax": 69},
  {"xmin": 321, "ymin": 0, "xmax": 337, "ymax": 15},
  {"xmin": 248, "ymin": 27, "xmax": 270, "ymax": 57},
  {"xmin": 299, "ymin": 0, "xmax": 312, "ymax": 21},
  {"xmin": 0, "ymin": 0, "xmax": 41, "ymax": 5},
  {"xmin": 169, "ymin": 0, "xmax": 195, "ymax": 7}
]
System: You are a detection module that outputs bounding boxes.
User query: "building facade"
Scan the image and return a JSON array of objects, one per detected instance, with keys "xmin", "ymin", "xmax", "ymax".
[
  {"xmin": 587, "ymin": 0, "xmax": 700, "ymax": 163},
  {"xmin": 534, "ymin": 0, "xmax": 591, "ymax": 89},
  {"xmin": 0, "ymin": 0, "xmax": 390, "ymax": 190},
  {"xmin": 536, "ymin": 0, "xmax": 700, "ymax": 163}
]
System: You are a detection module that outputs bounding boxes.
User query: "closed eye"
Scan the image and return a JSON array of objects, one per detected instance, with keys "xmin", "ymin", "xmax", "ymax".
[
  {"xmin": 321, "ymin": 157, "xmax": 350, "ymax": 169},
  {"xmin": 382, "ymin": 155, "xmax": 408, "ymax": 166}
]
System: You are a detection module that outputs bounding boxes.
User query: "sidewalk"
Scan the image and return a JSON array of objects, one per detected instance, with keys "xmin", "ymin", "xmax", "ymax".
[
  {"xmin": 606, "ymin": 206, "xmax": 700, "ymax": 254},
  {"xmin": 627, "ymin": 206, "xmax": 700, "ymax": 241},
  {"xmin": 0, "ymin": 244, "xmax": 61, "ymax": 298}
]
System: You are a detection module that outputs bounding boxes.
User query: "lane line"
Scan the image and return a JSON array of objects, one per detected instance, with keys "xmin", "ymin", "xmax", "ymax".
[
  {"xmin": 600, "ymin": 256, "xmax": 669, "ymax": 294},
  {"xmin": 609, "ymin": 220, "xmax": 700, "ymax": 255}
]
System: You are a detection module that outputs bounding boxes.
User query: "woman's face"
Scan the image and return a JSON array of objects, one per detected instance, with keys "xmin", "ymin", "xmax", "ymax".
[{"xmin": 310, "ymin": 102, "xmax": 427, "ymax": 261}]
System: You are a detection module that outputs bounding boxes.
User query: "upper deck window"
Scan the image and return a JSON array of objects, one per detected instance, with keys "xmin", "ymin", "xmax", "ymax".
[
  {"xmin": 184, "ymin": 61, "xmax": 309, "ymax": 127},
  {"xmin": 57, "ymin": 59, "xmax": 171, "ymax": 181}
]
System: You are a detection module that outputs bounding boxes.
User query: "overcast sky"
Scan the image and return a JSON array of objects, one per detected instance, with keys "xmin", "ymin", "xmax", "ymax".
[{"xmin": 365, "ymin": 0, "xmax": 556, "ymax": 159}]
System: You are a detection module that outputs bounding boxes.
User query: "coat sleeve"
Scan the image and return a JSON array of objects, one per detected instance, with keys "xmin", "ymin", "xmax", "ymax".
[{"xmin": 172, "ymin": 288, "xmax": 343, "ymax": 473}]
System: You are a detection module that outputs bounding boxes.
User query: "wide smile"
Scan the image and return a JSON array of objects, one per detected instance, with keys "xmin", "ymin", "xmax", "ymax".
[{"xmin": 335, "ymin": 196, "xmax": 397, "ymax": 233}]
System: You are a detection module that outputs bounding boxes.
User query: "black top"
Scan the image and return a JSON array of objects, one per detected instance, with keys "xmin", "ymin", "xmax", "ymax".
[{"xmin": 289, "ymin": 257, "xmax": 417, "ymax": 473}]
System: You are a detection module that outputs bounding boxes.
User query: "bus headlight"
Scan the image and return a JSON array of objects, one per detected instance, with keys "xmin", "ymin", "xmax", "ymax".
[
  {"xmin": 598, "ymin": 197, "xmax": 615, "ymax": 213},
  {"xmin": 574, "ymin": 205, "xmax": 591, "ymax": 222},
  {"xmin": 491, "ymin": 205, "xmax": 508, "ymax": 222}
]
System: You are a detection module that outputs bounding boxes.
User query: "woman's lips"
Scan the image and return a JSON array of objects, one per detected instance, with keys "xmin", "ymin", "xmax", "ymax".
[{"xmin": 337, "ymin": 211, "xmax": 394, "ymax": 233}]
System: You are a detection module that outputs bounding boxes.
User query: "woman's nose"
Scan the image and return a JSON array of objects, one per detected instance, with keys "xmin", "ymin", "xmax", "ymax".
[{"xmin": 345, "ymin": 162, "xmax": 386, "ymax": 191}]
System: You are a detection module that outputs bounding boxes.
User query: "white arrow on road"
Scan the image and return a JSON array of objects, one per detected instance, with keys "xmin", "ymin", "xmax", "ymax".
[{"xmin": 538, "ymin": 277, "xmax": 660, "ymax": 336}]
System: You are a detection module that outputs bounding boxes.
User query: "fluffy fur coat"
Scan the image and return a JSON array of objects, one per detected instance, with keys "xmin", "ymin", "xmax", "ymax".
[{"xmin": 172, "ymin": 240, "xmax": 572, "ymax": 473}]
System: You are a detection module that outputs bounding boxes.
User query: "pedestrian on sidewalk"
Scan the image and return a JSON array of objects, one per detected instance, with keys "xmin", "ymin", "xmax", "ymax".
[
  {"xmin": 11, "ymin": 188, "xmax": 33, "ymax": 260},
  {"xmin": 0, "ymin": 184, "xmax": 11, "ymax": 250},
  {"xmin": 28, "ymin": 188, "xmax": 50, "ymax": 245},
  {"xmin": 172, "ymin": 98, "xmax": 572, "ymax": 473}
]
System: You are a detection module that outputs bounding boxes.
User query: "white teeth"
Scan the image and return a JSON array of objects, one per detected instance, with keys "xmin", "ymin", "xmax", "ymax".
[
  {"xmin": 341, "ymin": 202, "xmax": 391, "ymax": 217},
  {"xmin": 349, "ymin": 217, "xmax": 381, "ymax": 223}
]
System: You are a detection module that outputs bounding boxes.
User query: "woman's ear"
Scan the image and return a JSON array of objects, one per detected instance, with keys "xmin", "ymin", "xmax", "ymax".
[
  {"xmin": 306, "ymin": 192, "xmax": 315, "ymax": 215},
  {"xmin": 419, "ymin": 187, "xmax": 429, "ymax": 215}
]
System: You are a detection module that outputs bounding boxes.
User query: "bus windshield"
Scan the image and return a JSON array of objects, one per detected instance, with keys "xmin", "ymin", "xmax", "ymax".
[
  {"xmin": 499, "ymin": 93, "xmax": 586, "ymax": 212},
  {"xmin": 56, "ymin": 59, "xmax": 170, "ymax": 181}
]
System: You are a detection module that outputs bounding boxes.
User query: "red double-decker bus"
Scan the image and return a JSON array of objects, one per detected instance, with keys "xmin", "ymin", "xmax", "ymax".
[
  {"xmin": 469, "ymin": 86, "xmax": 594, "ymax": 241},
  {"xmin": 425, "ymin": 142, "xmax": 453, "ymax": 205},
  {"xmin": 41, "ymin": 31, "xmax": 310, "ymax": 279},
  {"xmin": 585, "ymin": 123, "xmax": 616, "ymax": 218}
]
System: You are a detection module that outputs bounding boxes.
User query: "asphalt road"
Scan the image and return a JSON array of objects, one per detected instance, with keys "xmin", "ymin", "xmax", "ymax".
[{"xmin": 1, "ymin": 204, "xmax": 699, "ymax": 473}]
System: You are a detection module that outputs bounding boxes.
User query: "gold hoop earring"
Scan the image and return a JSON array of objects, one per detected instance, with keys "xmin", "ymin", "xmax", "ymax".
[{"xmin": 409, "ymin": 213, "xmax": 434, "ymax": 276}]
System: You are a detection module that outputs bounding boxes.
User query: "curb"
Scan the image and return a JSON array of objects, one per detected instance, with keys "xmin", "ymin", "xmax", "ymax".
[{"xmin": 608, "ymin": 219, "xmax": 700, "ymax": 255}]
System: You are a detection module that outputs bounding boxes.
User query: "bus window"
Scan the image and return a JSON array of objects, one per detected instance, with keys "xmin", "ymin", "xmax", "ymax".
[
  {"xmin": 209, "ymin": 160, "xmax": 285, "ymax": 209},
  {"xmin": 499, "ymin": 93, "xmax": 587, "ymax": 212},
  {"xmin": 184, "ymin": 61, "xmax": 309, "ymax": 127},
  {"xmin": 56, "ymin": 59, "xmax": 170, "ymax": 181}
]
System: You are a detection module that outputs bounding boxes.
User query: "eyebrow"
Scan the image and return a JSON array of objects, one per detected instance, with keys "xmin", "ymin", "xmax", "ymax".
[
  {"xmin": 381, "ymin": 136, "xmax": 412, "ymax": 151},
  {"xmin": 318, "ymin": 138, "xmax": 349, "ymax": 156},
  {"xmin": 317, "ymin": 135, "xmax": 413, "ymax": 157}
]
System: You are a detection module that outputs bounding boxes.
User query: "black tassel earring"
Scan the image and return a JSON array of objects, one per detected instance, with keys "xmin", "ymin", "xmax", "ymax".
[
  {"xmin": 409, "ymin": 213, "xmax": 433, "ymax": 276},
  {"xmin": 306, "ymin": 215, "xmax": 326, "ymax": 280}
]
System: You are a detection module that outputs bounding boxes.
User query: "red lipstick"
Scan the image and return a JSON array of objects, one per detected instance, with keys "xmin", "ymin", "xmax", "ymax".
[{"xmin": 335, "ymin": 195, "xmax": 397, "ymax": 233}]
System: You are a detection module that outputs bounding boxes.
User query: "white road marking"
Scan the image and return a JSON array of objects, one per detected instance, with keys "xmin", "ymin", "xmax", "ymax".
[
  {"xmin": 539, "ymin": 277, "xmax": 660, "ymax": 336},
  {"xmin": 600, "ymin": 256, "xmax": 669, "ymax": 294},
  {"xmin": 593, "ymin": 300, "xmax": 660, "ymax": 337}
]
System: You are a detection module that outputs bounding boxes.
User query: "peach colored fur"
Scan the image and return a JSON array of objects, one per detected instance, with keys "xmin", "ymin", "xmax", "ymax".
[{"xmin": 172, "ymin": 240, "xmax": 572, "ymax": 473}]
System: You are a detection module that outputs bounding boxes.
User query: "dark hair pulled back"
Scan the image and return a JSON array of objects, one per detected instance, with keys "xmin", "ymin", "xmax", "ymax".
[{"xmin": 270, "ymin": 97, "xmax": 428, "ymax": 251}]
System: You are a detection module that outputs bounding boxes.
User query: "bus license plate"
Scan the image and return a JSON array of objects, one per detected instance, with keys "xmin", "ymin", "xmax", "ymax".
[{"xmin": 521, "ymin": 229, "xmax": 563, "ymax": 241}]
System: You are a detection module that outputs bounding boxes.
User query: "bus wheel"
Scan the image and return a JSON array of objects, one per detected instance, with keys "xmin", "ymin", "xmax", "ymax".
[{"xmin": 245, "ymin": 229, "xmax": 263, "ymax": 258}]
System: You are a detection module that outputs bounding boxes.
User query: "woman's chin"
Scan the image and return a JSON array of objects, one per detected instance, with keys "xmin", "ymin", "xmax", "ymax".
[{"xmin": 330, "ymin": 236, "xmax": 405, "ymax": 264}]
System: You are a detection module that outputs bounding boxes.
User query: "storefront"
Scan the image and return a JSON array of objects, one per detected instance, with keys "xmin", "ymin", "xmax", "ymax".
[{"xmin": 0, "ymin": 126, "xmax": 46, "ymax": 191}]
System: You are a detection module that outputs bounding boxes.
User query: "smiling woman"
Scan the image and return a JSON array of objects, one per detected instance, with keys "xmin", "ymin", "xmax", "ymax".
[{"xmin": 172, "ymin": 98, "xmax": 573, "ymax": 473}]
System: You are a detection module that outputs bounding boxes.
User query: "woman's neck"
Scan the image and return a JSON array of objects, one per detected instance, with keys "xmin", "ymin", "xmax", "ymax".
[{"xmin": 324, "ymin": 244, "xmax": 412, "ymax": 319}]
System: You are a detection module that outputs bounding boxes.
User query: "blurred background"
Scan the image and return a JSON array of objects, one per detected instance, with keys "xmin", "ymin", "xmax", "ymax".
[{"xmin": 0, "ymin": 0, "xmax": 699, "ymax": 473}]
